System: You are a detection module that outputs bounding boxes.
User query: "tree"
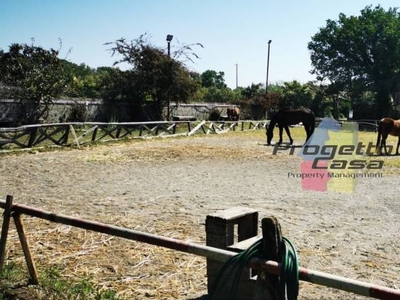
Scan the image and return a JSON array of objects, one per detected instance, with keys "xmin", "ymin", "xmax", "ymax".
[
  {"xmin": 63, "ymin": 62, "xmax": 111, "ymax": 98},
  {"xmin": 104, "ymin": 34, "xmax": 202, "ymax": 120},
  {"xmin": 308, "ymin": 5, "xmax": 400, "ymax": 117},
  {"xmin": 241, "ymin": 83, "xmax": 264, "ymax": 99},
  {"xmin": 202, "ymin": 86, "xmax": 240, "ymax": 103},
  {"xmin": 279, "ymin": 80, "xmax": 313, "ymax": 109},
  {"xmin": 200, "ymin": 70, "xmax": 227, "ymax": 89},
  {"xmin": 0, "ymin": 40, "xmax": 71, "ymax": 124}
]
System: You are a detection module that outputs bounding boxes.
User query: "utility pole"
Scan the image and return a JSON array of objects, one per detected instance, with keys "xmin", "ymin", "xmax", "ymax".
[
  {"xmin": 266, "ymin": 40, "xmax": 272, "ymax": 95},
  {"xmin": 166, "ymin": 34, "xmax": 173, "ymax": 120},
  {"xmin": 235, "ymin": 63, "xmax": 238, "ymax": 89}
]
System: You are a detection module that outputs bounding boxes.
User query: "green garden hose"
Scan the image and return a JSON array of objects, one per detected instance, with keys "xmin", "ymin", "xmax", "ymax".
[{"xmin": 209, "ymin": 237, "xmax": 299, "ymax": 300}]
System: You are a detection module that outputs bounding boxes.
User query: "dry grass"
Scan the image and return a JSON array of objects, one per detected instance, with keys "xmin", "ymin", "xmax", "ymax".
[{"xmin": 5, "ymin": 214, "xmax": 208, "ymax": 299}]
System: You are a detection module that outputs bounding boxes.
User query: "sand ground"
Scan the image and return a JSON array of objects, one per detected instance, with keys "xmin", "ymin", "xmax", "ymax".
[{"xmin": 0, "ymin": 132, "xmax": 399, "ymax": 299}]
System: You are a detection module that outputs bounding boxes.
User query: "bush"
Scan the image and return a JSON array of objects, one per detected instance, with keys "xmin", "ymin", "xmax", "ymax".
[{"xmin": 67, "ymin": 101, "xmax": 88, "ymax": 122}]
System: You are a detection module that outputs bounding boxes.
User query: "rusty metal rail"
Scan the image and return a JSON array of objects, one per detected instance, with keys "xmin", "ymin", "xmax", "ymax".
[{"xmin": 0, "ymin": 196, "xmax": 399, "ymax": 299}]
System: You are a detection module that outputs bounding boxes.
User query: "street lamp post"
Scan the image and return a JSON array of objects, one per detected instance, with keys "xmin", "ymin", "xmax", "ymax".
[
  {"xmin": 166, "ymin": 34, "xmax": 173, "ymax": 120},
  {"xmin": 266, "ymin": 40, "xmax": 272, "ymax": 95},
  {"xmin": 166, "ymin": 34, "xmax": 173, "ymax": 57},
  {"xmin": 235, "ymin": 63, "xmax": 238, "ymax": 89}
]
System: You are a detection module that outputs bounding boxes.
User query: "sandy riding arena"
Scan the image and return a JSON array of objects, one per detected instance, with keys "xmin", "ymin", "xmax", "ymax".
[{"xmin": 1, "ymin": 131, "xmax": 399, "ymax": 299}]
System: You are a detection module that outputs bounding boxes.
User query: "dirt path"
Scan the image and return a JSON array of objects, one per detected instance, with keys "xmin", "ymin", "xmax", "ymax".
[{"xmin": 1, "ymin": 133, "xmax": 399, "ymax": 299}]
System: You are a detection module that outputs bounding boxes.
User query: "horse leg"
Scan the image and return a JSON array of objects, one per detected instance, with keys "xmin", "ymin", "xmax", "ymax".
[
  {"xmin": 397, "ymin": 136, "xmax": 400, "ymax": 155},
  {"xmin": 382, "ymin": 135, "xmax": 388, "ymax": 155},
  {"xmin": 376, "ymin": 132, "xmax": 382, "ymax": 155},
  {"xmin": 305, "ymin": 125, "xmax": 311, "ymax": 143},
  {"xmin": 277, "ymin": 126, "xmax": 284, "ymax": 144},
  {"xmin": 284, "ymin": 126, "xmax": 293, "ymax": 145}
]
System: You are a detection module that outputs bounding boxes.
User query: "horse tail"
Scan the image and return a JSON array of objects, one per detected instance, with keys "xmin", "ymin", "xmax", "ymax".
[
  {"xmin": 310, "ymin": 113, "xmax": 316, "ymax": 135},
  {"xmin": 308, "ymin": 109, "xmax": 316, "ymax": 136}
]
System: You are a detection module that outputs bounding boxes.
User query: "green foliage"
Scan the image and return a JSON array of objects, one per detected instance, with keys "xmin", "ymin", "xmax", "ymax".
[
  {"xmin": 308, "ymin": 5, "xmax": 400, "ymax": 116},
  {"xmin": 67, "ymin": 101, "xmax": 88, "ymax": 122},
  {"xmin": 63, "ymin": 62, "xmax": 114, "ymax": 98},
  {"xmin": 0, "ymin": 263, "xmax": 119, "ymax": 299},
  {"xmin": 0, "ymin": 39, "xmax": 72, "ymax": 124},
  {"xmin": 200, "ymin": 70, "xmax": 227, "ymax": 89},
  {"xmin": 103, "ymin": 34, "xmax": 202, "ymax": 120},
  {"xmin": 241, "ymin": 83, "xmax": 265, "ymax": 99},
  {"xmin": 192, "ymin": 70, "xmax": 243, "ymax": 103},
  {"xmin": 279, "ymin": 80, "xmax": 313, "ymax": 108},
  {"xmin": 0, "ymin": 262, "xmax": 24, "ymax": 282},
  {"xmin": 38, "ymin": 266, "xmax": 120, "ymax": 299},
  {"xmin": 203, "ymin": 86, "xmax": 241, "ymax": 103}
]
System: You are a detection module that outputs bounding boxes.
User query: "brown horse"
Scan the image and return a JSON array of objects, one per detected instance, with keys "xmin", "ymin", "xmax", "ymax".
[
  {"xmin": 227, "ymin": 107, "xmax": 240, "ymax": 121},
  {"xmin": 376, "ymin": 117, "xmax": 400, "ymax": 155},
  {"xmin": 266, "ymin": 108, "xmax": 315, "ymax": 145}
]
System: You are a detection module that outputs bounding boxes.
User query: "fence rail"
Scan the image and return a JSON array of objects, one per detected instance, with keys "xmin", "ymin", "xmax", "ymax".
[
  {"xmin": 0, "ymin": 119, "xmax": 379, "ymax": 151},
  {"xmin": 0, "ymin": 120, "xmax": 268, "ymax": 150},
  {"xmin": 0, "ymin": 196, "xmax": 399, "ymax": 299}
]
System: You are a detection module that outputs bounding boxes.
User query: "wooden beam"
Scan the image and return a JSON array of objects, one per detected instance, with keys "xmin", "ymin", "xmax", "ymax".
[
  {"xmin": 0, "ymin": 195, "xmax": 13, "ymax": 273},
  {"xmin": 13, "ymin": 213, "xmax": 39, "ymax": 284}
]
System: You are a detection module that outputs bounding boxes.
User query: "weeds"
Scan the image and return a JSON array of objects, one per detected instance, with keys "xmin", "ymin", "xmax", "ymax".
[{"xmin": 0, "ymin": 264, "xmax": 121, "ymax": 299}]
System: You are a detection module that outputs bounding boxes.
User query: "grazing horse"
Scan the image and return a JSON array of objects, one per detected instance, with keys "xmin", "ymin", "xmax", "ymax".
[
  {"xmin": 227, "ymin": 107, "xmax": 240, "ymax": 121},
  {"xmin": 266, "ymin": 108, "xmax": 315, "ymax": 145},
  {"xmin": 376, "ymin": 117, "xmax": 400, "ymax": 155}
]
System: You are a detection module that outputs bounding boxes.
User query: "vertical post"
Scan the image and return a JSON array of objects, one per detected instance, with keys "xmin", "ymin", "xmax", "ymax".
[
  {"xmin": 0, "ymin": 195, "xmax": 13, "ymax": 272},
  {"xmin": 266, "ymin": 40, "xmax": 272, "ymax": 96},
  {"xmin": 254, "ymin": 216, "xmax": 283, "ymax": 300},
  {"xmin": 63, "ymin": 124, "xmax": 70, "ymax": 145},
  {"xmin": 166, "ymin": 34, "xmax": 173, "ymax": 121},
  {"xmin": 91, "ymin": 127, "xmax": 98, "ymax": 142},
  {"xmin": 13, "ymin": 213, "xmax": 39, "ymax": 284},
  {"xmin": 27, "ymin": 127, "xmax": 38, "ymax": 148},
  {"xmin": 116, "ymin": 126, "xmax": 122, "ymax": 139},
  {"xmin": 235, "ymin": 63, "xmax": 239, "ymax": 89},
  {"xmin": 69, "ymin": 124, "xmax": 80, "ymax": 149},
  {"xmin": 172, "ymin": 123, "xmax": 177, "ymax": 134}
]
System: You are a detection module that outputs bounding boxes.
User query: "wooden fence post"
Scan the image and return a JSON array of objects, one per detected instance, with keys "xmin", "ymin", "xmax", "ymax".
[
  {"xmin": 254, "ymin": 216, "xmax": 283, "ymax": 300},
  {"xmin": 69, "ymin": 125, "xmax": 80, "ymax": 149},
  {"xmin": 63, "ymin": 125, "xmax": 70, "ymax": 145},
  {"xmin": 0, "ymin": 195, "xmax": 13, "ymax": 272},
  {"xmin": 13, "ymin": 213, "xmax": 38, "ymax": 284},
  {"xmin": 91, "ymin": 126, "xmax": 99, "ymax": 141},
  {"xmin": 27, "ymin": 127, "xmax": 38, "ymax": 148}
]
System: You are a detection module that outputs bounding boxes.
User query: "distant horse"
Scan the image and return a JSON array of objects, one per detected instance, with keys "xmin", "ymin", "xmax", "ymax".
[
  {"xmin": 227, "ymin": 107, "xmax": 240, "ymax": 121},
  {"xmin": 376, "ymin": 117, "xmax": 400, "ymax": 155},
  {"xmin": 266, "ymin": 108, "xmax": 315, "ymax": 145}
]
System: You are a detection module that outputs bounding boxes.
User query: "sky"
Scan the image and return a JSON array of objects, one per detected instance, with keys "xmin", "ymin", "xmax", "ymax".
[{"xmin": 1, "ymin": 0, "xmax": 400, "ymax": 89}]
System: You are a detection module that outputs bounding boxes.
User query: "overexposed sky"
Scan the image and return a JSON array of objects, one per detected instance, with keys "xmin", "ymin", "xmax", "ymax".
[{"xmin": 1, "ymin": 0, "xmax": 399, "ymax": 88}]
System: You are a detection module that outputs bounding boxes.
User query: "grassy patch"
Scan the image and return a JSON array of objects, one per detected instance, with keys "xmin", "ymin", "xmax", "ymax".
[{"xmin": 0, "ymin": 263, "xmax": 121, "ymax": 300}]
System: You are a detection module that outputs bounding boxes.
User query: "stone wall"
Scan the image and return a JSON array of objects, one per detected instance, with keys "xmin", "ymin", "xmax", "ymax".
[
  {"xmin": 0, "ymin": 99, "xmax": 261, "ymax": 126},
  {"xmin": 0, "ymin": 99, "xmax": 105, "ymax": 126},
  {"xmin": 169, "ymin": 103, "xmax": 241, "ymax": 120}
]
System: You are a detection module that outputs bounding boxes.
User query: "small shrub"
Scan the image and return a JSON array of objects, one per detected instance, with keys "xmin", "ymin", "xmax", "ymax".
[
  {"xmin": 0, "ymin": 264, "xmax": 121, "ymax": 299},
  {"xmin": 68, "ymin": 101, "xmax": 88, "ymax": 122}
]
